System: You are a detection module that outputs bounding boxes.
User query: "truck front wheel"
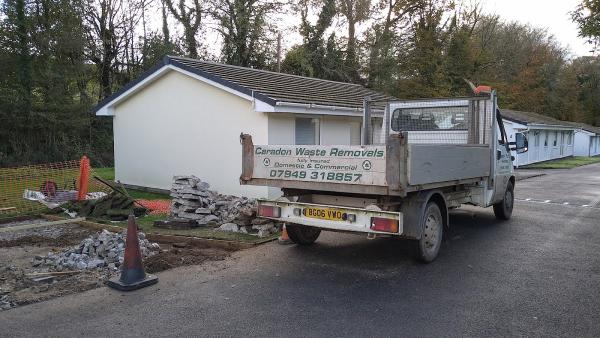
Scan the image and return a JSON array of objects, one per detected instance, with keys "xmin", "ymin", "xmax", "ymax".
[
  {"xmin": 286, "ymin": 224, "xmax": 321, "ymax": 245},
  {"xmin": 414, "ymin": 202, "xmax": 443, "ymax": 263},
  {"xmin": 493, "ymin": 181, "xmax": 514, "ymax": 220}
]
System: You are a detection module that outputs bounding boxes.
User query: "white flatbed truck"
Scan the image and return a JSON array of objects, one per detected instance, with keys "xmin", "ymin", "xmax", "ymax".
[{"xmin": 240, "ymin": 90, "xmax": 528, "ymax": 262}]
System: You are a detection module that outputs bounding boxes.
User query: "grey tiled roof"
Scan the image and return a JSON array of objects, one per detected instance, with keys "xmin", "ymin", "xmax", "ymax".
[
  {"xmin": 563, "ymin": 121, "xmax": 600, "ymax": 135},
  {"xmin": 501, "ymin": 109, "xmax": 599, "ymax": 135},
  {"xmin": 500, "ymin": 109, "xmax": 572, "ymax": 127},
  {"xmin": 168, "ymin": 56, "xmax": 395, "ymax": 111}
]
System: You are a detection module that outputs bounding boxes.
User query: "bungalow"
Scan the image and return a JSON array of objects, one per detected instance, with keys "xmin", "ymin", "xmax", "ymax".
[
  {"xmin": 500, "ymin": 109, "xmax": 576, "ymax": 166},
  {"xmin": 563, "ymin": 122, "xmax": 600, "ymax": 157},
  {"xmin": 94, "ymin": 56, "xmax": 394, "ymax": 198}
]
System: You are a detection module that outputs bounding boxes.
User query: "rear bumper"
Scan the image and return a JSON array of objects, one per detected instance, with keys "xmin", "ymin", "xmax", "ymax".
[{"xmin": 257, "ymin": 199, "xmax": 403, "ymax": 235}]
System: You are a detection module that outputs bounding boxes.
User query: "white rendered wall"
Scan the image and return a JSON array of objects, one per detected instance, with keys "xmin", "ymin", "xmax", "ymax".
[
  {"xmin": 574, "ymin": 131, "xmax": 592, "ymax": 156},
  {"xmin": 112, "ymin": 70, "xmax": 269, "ymax": 198},
  {"xmin": 503, "ymin": 119, "xmax": 575, "ymax": 166}
]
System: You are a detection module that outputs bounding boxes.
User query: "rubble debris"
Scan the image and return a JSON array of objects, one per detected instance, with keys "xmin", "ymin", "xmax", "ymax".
[
  {"xmin": 57, "ymin": 191, "xmax": 147, "ymax": 221},
  {"xmin": 0, "ymin": 220, "xmax": 236, "ymax": 311},
  {"xmin": 167, "ymin": 176, "xmax": 278, "ymax": 237},
  {"xmin": 36, "ymin": 230, "xmax": 160, "ymax": 272}
]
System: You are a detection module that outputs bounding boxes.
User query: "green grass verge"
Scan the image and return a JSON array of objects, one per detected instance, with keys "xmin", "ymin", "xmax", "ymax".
[
  {"xmin": 93, "ymin": 214, "xmax": 276, "ymax": 243},
  {"xmin": 93, "ymin": 167, "xmax": 115, "ymax": 181},
  {"xmin": 521, "ymin": 156, "xmax": 600, "ymax": 169},
  {"xmin": 127, "ymin": 190, "xmax": 170, "ymax": 200},
  {"xmin": 93, "ymin": 167, "xmax": 170, "ymax": 200}
]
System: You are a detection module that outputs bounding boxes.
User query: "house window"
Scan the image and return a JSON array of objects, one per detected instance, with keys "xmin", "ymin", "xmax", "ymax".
[
  {"xmin": 295, "ymin": 118, "xmax": 320, "ymax": 145},
  {"xmin": 553, "ymin": 131, "xmax": 558, "ymax": 146},
  {"xmin": 534, "ymin": 132, "xmax": 540, "ymax": 146},
  {"xmin": 567, "ymin": 133, "xmax": 572, "ymax": 145},
  {"xmin": 544, "ymin": 132, "xmax": 548, "ymax": 147}
]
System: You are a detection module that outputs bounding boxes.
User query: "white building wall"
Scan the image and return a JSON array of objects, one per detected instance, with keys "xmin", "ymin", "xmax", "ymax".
[
  {"xmin": 574, "ymin": 131, "xmax": 594, "ymax": 156},
  {"xmin": 266, "ymin": 114, "xmax": 363, "ymax": 197},
  {"xmin": 113, "ymin": 70, "xmax": 269, "ymax": 198},
  {"xmin": 592, "ymin": 135, "xmax": 600, "ymax": 156},
  {"xmin": 502, "ymin": 119, "xmax": 575, "ymax": 166}
]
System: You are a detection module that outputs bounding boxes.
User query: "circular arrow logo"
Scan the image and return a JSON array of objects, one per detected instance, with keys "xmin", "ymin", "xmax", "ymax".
[
  {"xmin": 362, "ymin": 160, "xmax": 372, "ymax": 171},
  {"xmin": 263, "ymin": 158, "xmax": 271, "ymax": 167}
]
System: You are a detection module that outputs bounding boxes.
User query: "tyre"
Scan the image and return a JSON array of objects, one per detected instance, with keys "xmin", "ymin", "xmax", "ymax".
[
  {"xmin": 414, "ymin": 202, "xmax": 444, "ymax": 263},
  {"xmin": 286, "ymin": 223, "xmax": 321, "ymax": 245},
  {"xmin": 493, "ymin": 181, "xmax": 514, "ymax": 220}
]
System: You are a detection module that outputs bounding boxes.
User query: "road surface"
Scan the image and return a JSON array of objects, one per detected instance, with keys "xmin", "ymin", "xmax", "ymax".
[{"xmin": 2, "ymin": 164, "xmax": 600, "ymax": 337}]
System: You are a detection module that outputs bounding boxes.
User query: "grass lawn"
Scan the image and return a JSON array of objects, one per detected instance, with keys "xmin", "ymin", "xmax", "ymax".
[
  {"xmin": 521, "ymin": 156, "xmax": 600, "ymax": 169},
  {"xmin": 92, "ymin": 214, "xmax": 275, "ymax": 243},
  {"xmin": 93, "ymin": 167, "xmax": 170, "ymax": 200},
  {"xmin": 93, "ymin": 167, "xmax": 115, "ymax": 181}
]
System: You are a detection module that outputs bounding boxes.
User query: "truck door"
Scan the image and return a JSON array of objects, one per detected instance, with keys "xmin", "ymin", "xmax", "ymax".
[{"xmin": 493, "ymin": 110, "xmax": 513, "ymax": 203}]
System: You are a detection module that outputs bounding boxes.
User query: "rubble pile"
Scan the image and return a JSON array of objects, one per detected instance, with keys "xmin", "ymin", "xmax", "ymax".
[
  {"xmin": 169, "ymin": 176, "xmax": 279, "ymax": 237},
  {"xmin": 33, "ymin": 230, "xmax": 160, "ymax": 272},
  {"xmin": 59, "ymin": 191, "xmax": 147, "ymax": 221}
]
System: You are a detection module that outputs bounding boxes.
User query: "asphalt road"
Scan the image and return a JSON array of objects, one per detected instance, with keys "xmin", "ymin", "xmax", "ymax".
[{"xmin": 2, "ymin": 164, "xmax": 600, "ymax": 337}]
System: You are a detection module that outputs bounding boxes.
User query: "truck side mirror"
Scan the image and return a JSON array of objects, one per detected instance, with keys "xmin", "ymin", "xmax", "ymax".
[{"xmin": 513, "ymin": 132, "xmax": 528, "ymax": 153}]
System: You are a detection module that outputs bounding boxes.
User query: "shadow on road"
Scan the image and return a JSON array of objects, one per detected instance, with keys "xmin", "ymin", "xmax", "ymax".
[{"xmin": 277, "ymin": 207, "xmax": 508, "ymax": 273}]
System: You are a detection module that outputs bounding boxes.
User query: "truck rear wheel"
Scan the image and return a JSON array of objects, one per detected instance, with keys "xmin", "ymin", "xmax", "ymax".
[
  {"xmin": 414, "ymin": 202, "xmax": 443, "ymax": 263},
  {"xmin": 493, "ymin": 181, "xmax": 514, "ymax": 220},
  {"xmin": 286, "ymin": 224, "xmax": 321, "ymax": 245}
]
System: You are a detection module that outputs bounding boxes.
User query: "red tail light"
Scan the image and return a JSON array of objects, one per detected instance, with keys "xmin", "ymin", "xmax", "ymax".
[
  {"xmin": 370, "ymin": 217, "xmax": 399, "ymax": 233},
  {"xmin": 258, "ymin": 205, "xmax": 281, "ymax": 218}
]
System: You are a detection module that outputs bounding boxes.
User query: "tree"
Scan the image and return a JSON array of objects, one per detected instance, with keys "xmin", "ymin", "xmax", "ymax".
[
  {"xmin": 164, "ymin": 0, "xmax": 203, "ymax": 58},
  {"xmin": 80, "ymin": 0, "xmax": 145, "ymax": 100},
  {"xmin": 210, "ymin": 0, "xmax": 279, "ymax": 68},
  {"xmin": 365, "ymin": 0, "xmax": 425, "ymax": 91},
  {"xmin": 572, "ymin": 0, "xmax": 600, "ymax": 52},
  {"xmin": 1, "ymin": 0, "xmax": 32, "ymax": 112},
  {"xmin": 397, "ymin": 0, "xmax": 454, "ymax": 98},
  {"xmin": 283, "ymin": 0, "xmax": 348, "ymax": 81},
  {"xmin": 338, "ymin": 0, "xmax": 370, "ymax": 82}
]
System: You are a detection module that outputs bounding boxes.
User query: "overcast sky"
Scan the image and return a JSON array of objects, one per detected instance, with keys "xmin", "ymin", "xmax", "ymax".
[{"xmin": 478, "ymin": 0, "xmax": 593, "ymax": 57}]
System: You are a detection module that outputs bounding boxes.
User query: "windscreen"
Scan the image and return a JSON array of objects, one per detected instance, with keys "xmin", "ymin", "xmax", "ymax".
[{"xmin": 390, "ymin": 106, "xmax": 468, "ymax": 131}]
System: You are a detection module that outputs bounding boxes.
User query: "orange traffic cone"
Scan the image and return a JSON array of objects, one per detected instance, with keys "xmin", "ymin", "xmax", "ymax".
[
  {"xmin": 107, "ymin": 215, "xmax": 158, "ymax": 291},
  {"xmin": 278, "ymin": 223, "xmax": 292, "ymax": 245}
]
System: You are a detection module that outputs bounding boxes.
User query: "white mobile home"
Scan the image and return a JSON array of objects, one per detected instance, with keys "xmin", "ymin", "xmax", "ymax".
[
  {"xmin": 500, "ymin": 109, "xmax": 576, "ymax": 166},
  {"xmin": 573, "ymin": 124, "xmax": 600, "ymax": 157},
  {"xmin": 94, "ymin": 56, "xmax": 393, "ymax": 198}
]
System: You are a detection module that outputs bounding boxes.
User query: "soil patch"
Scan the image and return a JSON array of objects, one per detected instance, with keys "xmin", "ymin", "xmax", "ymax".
[
  {"xmin": 0, "ymin": 221, "xmax": 239, "ymax": 311},
  {"xmin": 144, "ymin": 246, "xmax": 231, "ymax": 273},
  {"xmin": 0, "ymin": 230, "xmax": 90, "ymax": 248}
]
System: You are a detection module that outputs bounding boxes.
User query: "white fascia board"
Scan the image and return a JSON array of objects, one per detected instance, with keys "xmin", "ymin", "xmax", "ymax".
[
  {"xmin": 528, "ymin": 124, "xmax": 577, "ymax": 131},
  {"xmin": 96, "ymin": 66, "xmax": 172, "ymax": 116},
  {"xmin": 96, "ymin": 106, "xmax": 115, "ymax": 116},
  {"xmin": 576, "ymin": 129, "xmax": 594, "ymax": 136},
  {"xmin": 95, "ymin": 64, "xmax": 275, "ymax": 116},
  {"xmin": 268, "ymin": 103, "xmax": 384, "ymax": 117},
  {"xmin": 502, "ymin": 119, "xmax": 527, "ymax": 129}
]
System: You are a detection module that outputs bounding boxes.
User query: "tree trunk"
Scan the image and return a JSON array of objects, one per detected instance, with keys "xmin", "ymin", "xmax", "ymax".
[{"xmin": 184, "ymin": 25, "xmax": 198, "ymax": 58}]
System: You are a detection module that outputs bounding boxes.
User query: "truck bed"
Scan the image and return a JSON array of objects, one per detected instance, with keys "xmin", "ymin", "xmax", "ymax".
[{"xmin": 240, "ymin": 134, "xmax": 491, "ymax": 196}]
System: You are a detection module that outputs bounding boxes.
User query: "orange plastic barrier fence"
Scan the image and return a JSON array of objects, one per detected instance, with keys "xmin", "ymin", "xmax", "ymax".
[{"xmin": 0, "ymin": 157, "xmax": 109, "ymax": 219}]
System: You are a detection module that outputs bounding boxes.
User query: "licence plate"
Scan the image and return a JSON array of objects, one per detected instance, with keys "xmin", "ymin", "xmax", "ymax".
[{"xmin": 302, "ymin": 207, "xmax": 345, "ymax": 221}]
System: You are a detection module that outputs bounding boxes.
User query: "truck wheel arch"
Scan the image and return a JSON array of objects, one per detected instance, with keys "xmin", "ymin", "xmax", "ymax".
[{"xmin": 400, "ymin": 190, "xmax": 449, "ymax": 240}]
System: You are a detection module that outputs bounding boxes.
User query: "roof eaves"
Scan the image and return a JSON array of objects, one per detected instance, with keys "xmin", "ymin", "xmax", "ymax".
[
  {"xmin": 501, "ymin": 114, "xmax": 529, "ymax": 126},
  {"xmin": 167, "ymin": 58, "xmax": 278, "ymax": 106},
  {"xmin": 92, "ymin": 58, "xmax": 170, "ymax": 113}
]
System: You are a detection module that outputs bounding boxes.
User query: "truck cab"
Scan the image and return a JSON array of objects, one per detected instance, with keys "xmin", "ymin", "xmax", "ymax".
[{"xmin": 240, "ymin": 90, "xmax": 528, "ymax": 262}]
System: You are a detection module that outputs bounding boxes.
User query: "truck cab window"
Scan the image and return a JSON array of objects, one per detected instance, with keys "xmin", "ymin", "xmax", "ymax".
[{"xmin": 390, "ymin": 106, "xmax": 468, "ymax": 132}]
